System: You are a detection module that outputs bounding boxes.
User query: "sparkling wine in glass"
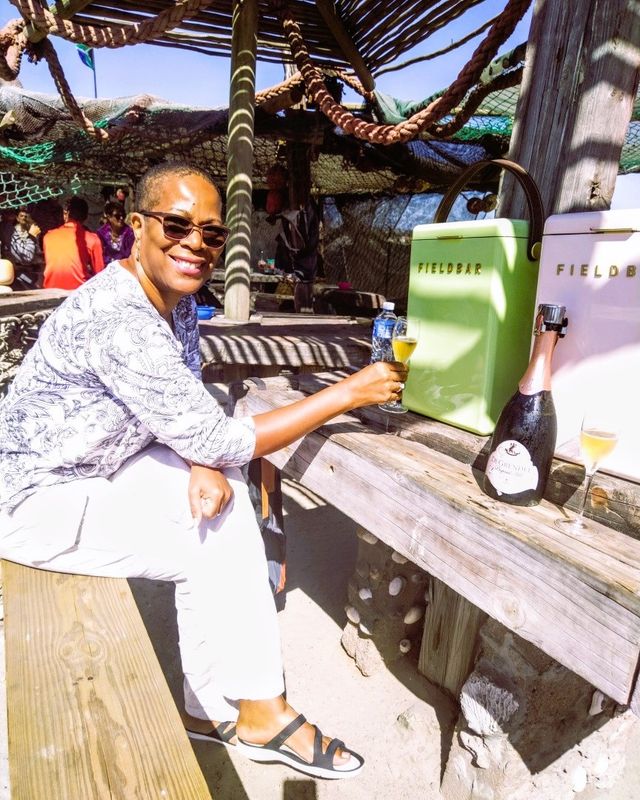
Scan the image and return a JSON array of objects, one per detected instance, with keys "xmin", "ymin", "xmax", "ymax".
[
  {"xmin": 378, "ymin": 316, "xmax": 418, "ymax": 414},
  {"xmin": 554, "ymin": 411, "xmax": 619, "ymax": 531}
]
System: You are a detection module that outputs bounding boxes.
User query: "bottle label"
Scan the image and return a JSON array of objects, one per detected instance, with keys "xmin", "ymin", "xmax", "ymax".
[
  {"xmin": 373, "ymin": 318, "xmax": 395, "ymax": 339},
  {"xmin": 485, "ymin": 440, "xmax": 539, "ymax": 495}
]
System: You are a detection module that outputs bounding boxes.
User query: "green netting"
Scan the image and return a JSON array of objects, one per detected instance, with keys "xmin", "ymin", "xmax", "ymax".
[{"xmin": 1, "ymin": 44, "xmax": 639, "ymax": 211}]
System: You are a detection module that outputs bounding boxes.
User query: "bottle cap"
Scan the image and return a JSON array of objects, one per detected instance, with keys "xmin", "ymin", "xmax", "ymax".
[
  {"xmin": 535, "ymin": 303, "xmax": 568, "ymax": 337},
  {"xmin": 382, "ymin": 301, "xmax": 395, "ymax": 311}
]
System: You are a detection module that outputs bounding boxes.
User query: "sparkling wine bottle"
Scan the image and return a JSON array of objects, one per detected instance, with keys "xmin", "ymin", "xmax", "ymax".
[{"xmin": 483, "ymin": 303, "xmax": 568, "ymax": 506}]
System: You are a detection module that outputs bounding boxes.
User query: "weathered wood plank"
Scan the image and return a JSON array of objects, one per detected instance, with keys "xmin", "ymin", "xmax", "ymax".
[
  {"xmin": 419, "ymin": 577, "xmax": 487, "ymax": 700},
  {"xmin": 0, "ymin": 290, "xmax": 69, "ymax": 317},
  {"xmin": 3, "ymin": 561, "xmax": 211, "ymax": 800},
  {"xmin": 199, "ymin": 321, "xmax": 370, "ymax": 370},
  {"xmin": 501, "ymin": 0, "xmax": 640, "ymax": 217},
  {"xmin": 235, "ymin": 384, "xmax": 640, "ymax": 704}
]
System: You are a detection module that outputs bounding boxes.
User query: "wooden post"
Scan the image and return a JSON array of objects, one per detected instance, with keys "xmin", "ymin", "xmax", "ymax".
[
  {"xmin": 419, "ymin": 577, "xmax": 488, "ymax": 699},
  {"xmin": 224, "ymin": 0, "xmax": 258, "ymax": 322},
  {"xmin": 499, "ymin": 0, "xmax": 640, "ymax": 217}
]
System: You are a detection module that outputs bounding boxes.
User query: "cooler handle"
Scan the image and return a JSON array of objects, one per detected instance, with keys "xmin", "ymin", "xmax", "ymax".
[{"xmin": 434, "ymin": 158, "xmax": 544, "ymax": 262}]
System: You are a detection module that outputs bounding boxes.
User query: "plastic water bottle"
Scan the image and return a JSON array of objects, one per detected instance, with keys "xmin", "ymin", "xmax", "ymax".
[{"xmin": 370, "ymin": 301, "xmax": 397, "ymax": 363}]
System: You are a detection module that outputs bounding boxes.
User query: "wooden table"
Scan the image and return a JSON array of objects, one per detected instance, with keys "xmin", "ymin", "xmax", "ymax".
[
  {"xmin": 233, "ymin": 371, "xmax": 640, "ymax": 713},
  {"xmin": 199, "ymin": 315, "xmax": 371, "ymax": 381},
  {"xmin": 209, "ymin": 269, "xmax": 282, "ymax": 288}
]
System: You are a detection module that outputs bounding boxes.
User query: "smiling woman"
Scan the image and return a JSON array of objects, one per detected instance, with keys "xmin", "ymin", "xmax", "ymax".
[
  {"xmin": 121, "ymin": 164, "xmax": 227, "ymax": 325},
  {"xmin": 0, "ymin": 161, "xmax": 408, "ymax": 780}
]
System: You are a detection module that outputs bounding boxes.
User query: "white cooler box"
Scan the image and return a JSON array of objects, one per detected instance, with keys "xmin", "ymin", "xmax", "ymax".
[{"xmin": 534, "ymin": 209, "xmax": 640, "ymax": 482}]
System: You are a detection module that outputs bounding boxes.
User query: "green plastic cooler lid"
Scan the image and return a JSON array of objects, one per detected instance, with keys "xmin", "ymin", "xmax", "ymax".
[{"xmin": 412, "ymin": 218, "xmax": 530, "ymax": 240}]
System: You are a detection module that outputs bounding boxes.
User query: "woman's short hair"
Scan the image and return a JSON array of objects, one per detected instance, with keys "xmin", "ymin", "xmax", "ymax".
[
  {"xmin": 104, "ymin": 201, "xmax": 126, "ymax": 219},
  {"xmin": 135, "ymin": 162, "xmax": 218, "ymax": 211}
]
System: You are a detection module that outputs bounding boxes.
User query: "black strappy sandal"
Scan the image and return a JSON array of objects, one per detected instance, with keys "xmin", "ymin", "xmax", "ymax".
[
  {"xmin": 236, "ymin": 713, "xmax": 364, "ymax": 780},
  {"xmin": 186, "ymin": 721, "xmax": 237, "ymax": 749}
]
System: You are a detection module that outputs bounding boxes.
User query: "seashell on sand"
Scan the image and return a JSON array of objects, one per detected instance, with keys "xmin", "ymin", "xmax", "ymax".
[
  {"xmin": 403, "ymin": 605, "xmax": 425, "ymax": 625},
  {"xmin": 345, "ymin": 605, "xmax": 360, "ymax": 624},
  {"xmin": 388, "ymin": 576, "xmax": 406, "ymax": 596},
  {"xmin": 357, "ymin": 529, "xmax": 379, "ymax": 545}
]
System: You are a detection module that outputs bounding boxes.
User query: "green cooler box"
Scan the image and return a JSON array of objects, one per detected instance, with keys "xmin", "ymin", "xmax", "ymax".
[{"xmin": 403, "ymin": 160, "xmax": 543, "ymax": 435}]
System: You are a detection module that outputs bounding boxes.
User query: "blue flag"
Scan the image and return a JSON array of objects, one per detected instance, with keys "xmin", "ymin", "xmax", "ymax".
[{"xmin": 76, "ymin": 44, "xmax": 95, "ymax": 71}]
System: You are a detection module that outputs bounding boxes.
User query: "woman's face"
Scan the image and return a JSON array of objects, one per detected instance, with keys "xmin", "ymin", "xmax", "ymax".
[
  {"xmin": 132, "ymin": 173, "xmax": 224, "ymax": 304},
  {"xmin": 108, "ymin": 209, "xmax": 125, "ymax": 234}
]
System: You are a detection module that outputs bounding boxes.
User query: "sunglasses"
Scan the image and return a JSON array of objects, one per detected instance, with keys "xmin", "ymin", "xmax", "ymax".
[{"xmin": 139, "ymin": 210, "xmax": 229, "ymax": 249}]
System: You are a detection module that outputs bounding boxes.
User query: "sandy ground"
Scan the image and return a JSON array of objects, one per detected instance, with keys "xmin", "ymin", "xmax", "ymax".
[
  {"xmin": 2, "ymin": 478, "xmax": 640, "ymax": 799},
  {"xmin": 131, "ymin": 478, "xmax": 457, "ymax": 800}
]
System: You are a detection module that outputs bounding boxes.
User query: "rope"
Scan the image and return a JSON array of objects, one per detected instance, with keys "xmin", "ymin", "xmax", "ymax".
[
  {"xmin": 0, "ymin": 18, "xmax": 27, "ymax": 81},
  {"xmin": 255, "ymin": 66, "xmax": 373, "ymax": 109},
  {"xmin": 375, "ymin": 13, "xmax": 499, "ymax": 78},
  {"xmin": 8, "ymin": 0, "xmax": 215, "ymax": 48},
  {"xmin": 39, "ymin": 38, "xmax": 109, "ymax": 141},
  {"xmin": 431, "ymin": 65, "xmax": 524, "ymax": 138},
  {"xmin": 274, "ymin": 0, "xmax": 532, "ymax": 144}
]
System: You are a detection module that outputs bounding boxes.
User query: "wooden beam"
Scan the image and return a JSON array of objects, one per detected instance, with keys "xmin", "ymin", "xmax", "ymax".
[
  {"xmin": 315, "ymin": 0, "xmax": 375, "ymax": 92},
  {"xmin": 499, "ymin": 0, "xmax": 640, "ymax": 217},
  {"xmin": 224, "ymin": 0, "xmax": 258, "ymax": 322},
  {"xmin": 26, "ymin": 1, "xmax": 94, "ymax": 43},
  {"xmin": 419, "ymin": 577, "xmax": 487, "ymax": 700}
]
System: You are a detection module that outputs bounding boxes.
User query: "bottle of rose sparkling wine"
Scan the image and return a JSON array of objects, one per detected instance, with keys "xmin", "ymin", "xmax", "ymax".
[{"xmin": 483, "ymin": 303, "xmax": 568, "ymax": 506}]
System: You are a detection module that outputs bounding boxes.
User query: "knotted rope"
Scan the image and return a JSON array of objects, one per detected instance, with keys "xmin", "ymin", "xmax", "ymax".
[
  {"xmin": 0, "ymin": 18, "xmax": 27, "ymax": 81},
  {"xmin": 39, "ymin": 38, "xmax": 109, "ymax": 140},
  {"xmin": 8, "ymin": 0, "xmax": 215, "ymax": 48},
  {"xmin": 1, "ymin": 0, "xmax": 530, "ymax": 145},
  {"xmin": 2, "ymin": 0, "xmax": 216, "ymax": 140},
  {"xmin": 273, "ymin": 0, "xmax": 532, "ymax": 144}
]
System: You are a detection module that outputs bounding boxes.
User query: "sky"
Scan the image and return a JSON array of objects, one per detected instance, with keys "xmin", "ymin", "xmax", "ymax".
[{"xmin": 0, "ymin": 1, "xmax": 637, "ymax": 206}]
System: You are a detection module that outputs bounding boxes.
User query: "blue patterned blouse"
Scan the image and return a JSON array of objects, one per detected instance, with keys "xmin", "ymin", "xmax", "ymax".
[{"xmin": 0, "ymin": 261, "xmax": 256, "ymax": 513}]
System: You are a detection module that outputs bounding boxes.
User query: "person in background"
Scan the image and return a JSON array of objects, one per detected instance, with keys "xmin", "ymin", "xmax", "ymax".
[
  {"xmin": 42, "ymin": 196, "xmax": 104, "ymax": 290},
  {"xmin": 0, "ymin": 209, "xmax": 17, "ymax": 259},
  {"xmin": 276, "ymin": 199, "xmax": 320, "ymax": 313},
  {"xmin": 97, "ymin": 201, "xmax": 134, "ymax": 263},
  {"xmin": 115, "ymin": 185, "xmax": 133, "ymax": 219},
  {"xmin": 0, "ymin": 161, "xmax": 407, "ymax": 780},
  {"xmin": 8, "ymin": 208, "xmax": 44, "ymax": 290}
]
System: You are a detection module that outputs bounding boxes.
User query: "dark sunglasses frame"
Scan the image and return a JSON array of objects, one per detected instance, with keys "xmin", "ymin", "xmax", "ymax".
[{"xmin": 139, "ymin": 210, "xmax": 230, "ymax": 249}]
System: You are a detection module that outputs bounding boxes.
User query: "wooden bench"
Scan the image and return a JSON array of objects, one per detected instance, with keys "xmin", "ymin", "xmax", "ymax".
[{"xmin": 1, "ymin": 560, "xmax": 212, "ymax": 799}]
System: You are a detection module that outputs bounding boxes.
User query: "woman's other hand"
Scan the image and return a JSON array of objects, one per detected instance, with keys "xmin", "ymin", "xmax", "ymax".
[
  {"xmin": 188, "ymin": 464, "xmax": 234, "ymax": 522},
  {"xmin": 342, "ymin": 361, "xmax": 409, "ymax": 409}
]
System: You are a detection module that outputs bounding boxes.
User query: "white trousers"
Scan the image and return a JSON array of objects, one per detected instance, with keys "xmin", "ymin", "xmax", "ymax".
[{"xmin": 0, "ymin": 444, "xmax": 285, "ymax": 721}]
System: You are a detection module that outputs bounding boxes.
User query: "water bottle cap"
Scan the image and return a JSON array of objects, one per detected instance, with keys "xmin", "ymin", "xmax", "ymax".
[{"xmin": 382, "ymin": 301, "xmax": 395, "ymax": 311}]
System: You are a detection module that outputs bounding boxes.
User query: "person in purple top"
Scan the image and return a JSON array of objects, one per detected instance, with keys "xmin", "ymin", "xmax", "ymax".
[{"xmin": 96, "ymin": 200, "xmax": 134, "ymax": 263}]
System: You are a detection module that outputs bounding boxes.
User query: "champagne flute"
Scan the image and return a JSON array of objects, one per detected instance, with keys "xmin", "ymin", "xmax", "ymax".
[
  {"xmin": 378, "ymin": 316, "xmax": 418, "ymax": 414},
  {"xmin": 554, "ymin": 410, "xmax": 619, "ymax": 531}
]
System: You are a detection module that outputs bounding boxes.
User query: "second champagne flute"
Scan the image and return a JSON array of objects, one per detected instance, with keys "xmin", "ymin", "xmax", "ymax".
[
  {"xmin": 554, "ymin": 409, "xmax": 619, "ymax": 531},
  {"xmin": 378, "ymin": 316, "xmax": 418, "ymax": 414}
]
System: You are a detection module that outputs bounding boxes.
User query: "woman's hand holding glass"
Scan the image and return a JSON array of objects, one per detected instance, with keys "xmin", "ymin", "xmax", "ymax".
[
  {"xmin": 554, "ymin": 408, "xmax": 619, "ymax": 531},
  {"xmin": 342, "ymin": 360, "xmax": 408, "ymax": 409},
  {"xmin": 379, "ymin": 316, "xmax": 418, "ymax": 414}
]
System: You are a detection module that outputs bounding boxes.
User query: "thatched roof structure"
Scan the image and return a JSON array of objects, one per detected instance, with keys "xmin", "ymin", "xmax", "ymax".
[{"xmin": 22, "ymin": 0, "xmax": 495, "ymax": 70}]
